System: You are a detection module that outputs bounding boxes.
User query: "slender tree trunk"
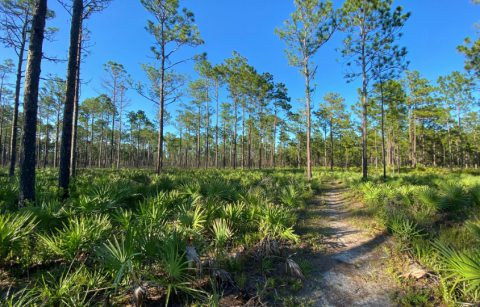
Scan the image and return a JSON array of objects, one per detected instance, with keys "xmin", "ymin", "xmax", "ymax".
[
  {"xmin": 215, "ymin": 80, "xmax": 219, "ymax": 169},
  {"xmin": 0, "ymin": 76, "xmax": 5, "ymax": 166},
  {"xmin": 475, "ymin": 129, "xmax": 478, "ymax": 169},
  {"xmin": 457, "ymin": 101, "xmax": 464, "ymax": 170},
  {"xmin": 304, "ymin": 63, "xmax": 312, "ymax": 180},
  {"xmin": 413, "ymin": 115, "xmax": 417, "ymax": 167},
  {"xmin": 70, "ymin": 25, "xmax": 82, "ymax": 178},
  {"xmin": 241, "ymin": 103, "xmax": 245, "ymax": 169},
  {"xmin": 330, "ymin": 117, "xmax": 333, "ymax": 171},
  {"xmin": 43, "ymin": 117, "xmax": 49, "ymax": 168},
  {"xmin": 445, "ymin": 101, "xmax": 453, "ymax": 171},
  {"xmin": 324, "ymin": 126, "xmax": 327, "ymax": 170},
  {"xmin": 110, "ymin": 107, "xmax": 115, "ymax": 167},
  {"xmin": 258, "ymin": 105, "xmax": 262, "ymax": 170},
  {"xmin": 248, "ymin": 101, "xmax": 252, "ymax": 169},
  {"xmin": 422, "ymin": 124, "xmax": 425, "ymax": 166},
  {"xmin": 89, "ymin": 115, "xmax": 94, "ymax": 168},
  {"xmin": 273, "ymin": 106, "xmax": 277, "ymax": 169},
  {"xmin": 380, "ymin": 80, "xmax": 386, "ymax": 178},
  {"xmin": 196, "ymin": 104, "xmax": 200, "ymax": 169},
  {"xmin": 156, "ymin": 39, "xmax": 166, "ymax": 174},
  {"xmin": 374, "ymin": 129, "xmax": 378, "ymax": 177},
  {"xmin": 9, "ymin": 22, "xmax": 28, "ymax": 177},
  {"xmin": 233, "ymin": 96, "xmax": 237, "ymax": 169},
  {"xmin": 223, "ymin": 120, "xmax": 226, "ymax": 168},
  {"xmin": 361, "ymin": 39, "xmax": 368, "ymax": 179},
  {"xmin": 58, "ymin": 0, "xmax": 83, "ymax": 194},
  {"xmin": 297, "ymin": 135, "xmax": 301, "ymax": 169},
  {"xmin": 54, "ymin": 110, "xmax": 60, "ymax": 167},
  {"xmin": 408, "ymin": 106, "xmax": 412, "ymax": 167},
  {"xmin": 205, "ymin": 85, "xmax": 209, "ymax": 169},
  {"xmin": 18, "ymin": 0, "xmax": 47, "ymax": 206}
]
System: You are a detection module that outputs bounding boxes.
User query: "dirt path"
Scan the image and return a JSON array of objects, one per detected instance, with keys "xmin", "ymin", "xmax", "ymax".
[{"xmin": 300, "ymin": 183, "xmax": 397, "ymax": 307}]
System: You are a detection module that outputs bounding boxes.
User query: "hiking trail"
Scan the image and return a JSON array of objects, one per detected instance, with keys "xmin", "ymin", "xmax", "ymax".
[{"xmin": 300, "ymin": 182, "xmax": 397, "ymax": 307}]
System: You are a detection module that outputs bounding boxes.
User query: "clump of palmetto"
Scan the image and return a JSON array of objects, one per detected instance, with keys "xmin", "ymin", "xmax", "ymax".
[{"xmin": 0, "ymin": 168, "xmax": 316, "ymax": 306}]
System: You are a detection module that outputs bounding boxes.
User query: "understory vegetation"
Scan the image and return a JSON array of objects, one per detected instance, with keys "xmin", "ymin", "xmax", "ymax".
[
  {"xmin": 2, "ymin": 166, "xmax": 480, "ymax": 306},
  {"xmin": 0, "ymin": 167, "xmax": 320, "ymax": 306},
  {"xmin": 342, "ymin": 167, "xmax": 480, "ymax": 305}
]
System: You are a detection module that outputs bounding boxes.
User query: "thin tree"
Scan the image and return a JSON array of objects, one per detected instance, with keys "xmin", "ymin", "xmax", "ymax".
[
  {"xmin": 275, "ymin": 0, "xmax": 339, "ymax": 180},
  {"xmin": 321, "ymin": 92, "xmax": 346, "ymax": 170},
  {"xmin": 141, "ymin": 0, "xmax": 203, "ymax": 174},
  {"xmin": 338, "ymin": 0, "xmax": 409, "ymax": 178}
]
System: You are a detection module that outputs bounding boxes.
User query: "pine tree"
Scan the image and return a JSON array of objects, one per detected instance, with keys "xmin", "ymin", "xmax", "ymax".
[
  {"xmin": 275, "ymin": 0, "xmax": 339, "ymax": 180},
  {"xmin": 338, "ymin": 0, "xmax": 409, "ymax": 178},
  {"xmin": 141, "ymin": 0, "xmax": 203, "ymax": 174}
]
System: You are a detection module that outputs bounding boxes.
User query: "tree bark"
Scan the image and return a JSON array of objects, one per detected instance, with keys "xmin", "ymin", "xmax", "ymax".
[
  {"xmin": 58, "ymin": 0, "xmax": 83, "ymax": 195},
  {"xmin": 18, "ymin": 0, "xmax": 47, "ymax": 206},
  {"xmin": 70, "ymin": 25, "xmax": 82, "ymax": 178}
]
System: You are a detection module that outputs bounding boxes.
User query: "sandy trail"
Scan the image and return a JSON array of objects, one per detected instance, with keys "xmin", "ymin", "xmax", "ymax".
[{"xmin": 302, "ymin": 183, "xmax": 396, "ymax": 307}]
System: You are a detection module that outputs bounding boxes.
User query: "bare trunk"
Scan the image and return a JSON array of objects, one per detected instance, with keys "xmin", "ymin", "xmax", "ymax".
[
  {"xmin": 305, "ymin": 64, "xmax": 312, "ymax": 180},
  {"xmin": 70, "ymin": 26, "xmax": 82, "ymax": 177},
  {"xmin": 18, "ymin": 0, "xmax": 47, "ymax": 205},
  {"xmin": 58, "ymin": 0, "xmax": 83, "ymax": 194},
  {"xmin": 9, "ymin": 22, "xmax": 28, "ymax": 177}
]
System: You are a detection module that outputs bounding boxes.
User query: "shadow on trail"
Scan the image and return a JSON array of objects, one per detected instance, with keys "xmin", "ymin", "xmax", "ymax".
[{"xmin": 294, "ymin": 183, "xmax": 395, "ymax": 306}]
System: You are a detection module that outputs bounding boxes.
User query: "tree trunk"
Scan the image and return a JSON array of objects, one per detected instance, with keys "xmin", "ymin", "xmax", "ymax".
[
  {"xmin": 380, "ymin": 80, "xmax": 386, "ymax": 178},
  {"xmin": 324, "ymin": 126, "xmax": 327, "ymax": 170},
  {"xmin": 233, "ymin": 96, "xmax": 237, "ymax": 169},
  {"xmin": 43, "ymin": 117, "xmax": 49, "ymax": 168},
  {"xmin": 205, "ymin": 84, "xmax": 209, "ymax": 169},
  {"xmin": 156, "ymin": 40, "xmax": 166, "ymax": 174},
  {"xmin": 361, "ymin": 40, "xmax": 368, "ymax": 179},
  {"xmin": 70, "ymin": 25, "xmax": 82, "ymax": 178},
  {"xmin": 445, "ymin": 101, "xmax": 453, "ymax": 171},
  {"xmin": 9, "ymin": 20, "xmax": 28, "ymax": 177},
  {"xmin": 58, "ymin": 0, "xmax": 83, "ymax": 195},
  {"xmin": 330, "ymin": 117, "xmax": 333, "ymax": 171},
  {"xmin": 272, "ymin": 105, "xmax": 277, "ymax": 169},
  {"xmin": 241, "ymin": 103, "xmax": 245, "ymax": 169},
  {"xmin": 304, "ymin": 64, "xmax": 312, "ymax": 180},
  {"xmin": 18, "ymin": 0, "xmax": 47, "ymax": 206},
  {"xmin": 89, "ymin": 115, "xmax": 94, "ymax": 168},
  {"xmin": 408, "ymin": 106, "xmax": 412, "ymax": 167},
  {"xmin": 475, "ymin": 129, "xmax": 478, "ymax": 169},
  {"xmin": 215, "ymin": 80, "xmax": 219, "ymax": 169},
  {"xmin": 116, "ymin": 107, "xmax": 122, "ymax": 169},
  {"xmin": 457, "ymin": 101, "xmax": 464, "ymax": 170},
  {"xmin": 248, "ymin": 101, "xmax": 252, "ymax": 169},
  {"xmin": 413, "ymin": 116, "xmax": 417, "ymax": 167},
  {"xmin": 258, "ymin": 105, "xmax": 262, "ymax": 170},
  {"xmin": 54, "ymin": 109, "xmax": 60, "ymax": 167},
  {"xmin": 196, "ymin": 104, "xmax": 200, "ymax": 169}
]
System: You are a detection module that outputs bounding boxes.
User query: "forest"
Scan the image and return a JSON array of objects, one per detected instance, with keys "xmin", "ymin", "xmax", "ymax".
[{"xmin": 0, "ymin": 0, "xmax": 480, "ymax": 306}]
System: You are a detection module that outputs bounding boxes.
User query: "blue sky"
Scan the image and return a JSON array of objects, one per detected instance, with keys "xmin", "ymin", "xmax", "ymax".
[{"xmin": 1, "ymin": 0, "xmax": 479, "ymax": 131}]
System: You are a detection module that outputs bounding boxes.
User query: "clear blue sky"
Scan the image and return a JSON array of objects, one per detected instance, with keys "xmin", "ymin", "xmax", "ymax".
[{"xmin": 2, "ymin": 0, "xmax": 479, "ymax": 130}]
